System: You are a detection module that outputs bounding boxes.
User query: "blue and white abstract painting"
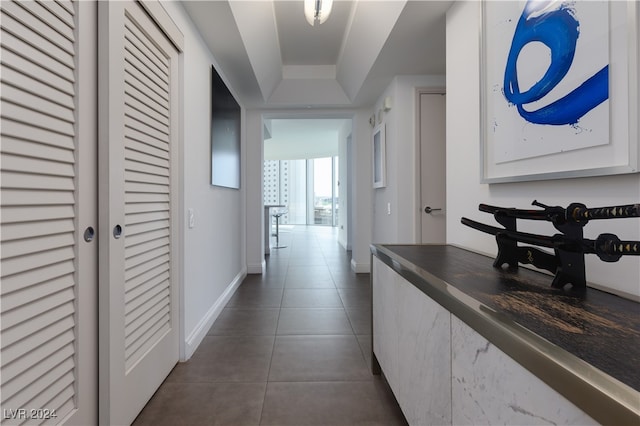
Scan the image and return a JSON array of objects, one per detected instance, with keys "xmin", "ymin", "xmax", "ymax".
[{"xmin": 485, "ymin": 0, "xmax": 610, "ymax": 164}]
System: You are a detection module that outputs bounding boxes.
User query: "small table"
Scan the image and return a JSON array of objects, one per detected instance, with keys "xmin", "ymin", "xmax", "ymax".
[{"xmin": 264, "ymin": 205, "xmax": 285, "ymax": 254}]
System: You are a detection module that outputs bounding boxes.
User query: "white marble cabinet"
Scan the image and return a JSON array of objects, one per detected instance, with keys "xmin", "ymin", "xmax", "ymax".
[
  {"xmin": 373, "ymin": 256, "xmax": 599, "ymax": 426},
  {"xmin": 372, "ymin": 258, "xmax": 452, "ymax": 425},
  {"xmin": 450, "ymin": 315, "xmax": 598, "ymax": 426}
]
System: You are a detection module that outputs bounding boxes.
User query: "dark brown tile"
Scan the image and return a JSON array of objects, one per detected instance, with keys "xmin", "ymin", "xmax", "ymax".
[
  {"xmin": 225, "ymin": 287, "xmax": 283, "ymax": 309},
  {"xmin": 207, "ymin": 308, "xmax": 279, "ymax": 336},
  {"xmin": 287, "ymin": 256, "xmax": 328, "ymax": 266},
  {"xmin": 281, "ymin": 288, "xmax": 343, "ymax": 308},
  {"xmin": 132, "ymin": 382, "xmax": 265, "ymax": 426},
  {"xmin": 276, "ymin": 308, "xmax": 352, "ymax": 335},
  {"xmin": 241, "ymin": 274, "xmax": 286, "ymax": 288},
  {"xmin": 260, "ymin": 381, "xmax": 407, "ymax": 426},
  {"xmin": 356, "ymin": 334, "xmax": 373, "ymax": 369},
  {"xmin": 287, "ymin": 265, "xmax": 331, "ymax": 278},
  {"xmin": 167, "ymin": 336, "xmax": 274, "ymax": 383},
  {"xmin": 284, "ymin": 276, "xmax": 335, "ymax": 289},
  {"xmin": 345, "ymin": 307, "xmax": 372, "ymax": 335},
  {"xmin": 337, "ymin": 287, "xmax": 371, "ymax": 309},
  {"xmin": 268, "ymin": 335, "xmax": 370, "ymax": 382}
]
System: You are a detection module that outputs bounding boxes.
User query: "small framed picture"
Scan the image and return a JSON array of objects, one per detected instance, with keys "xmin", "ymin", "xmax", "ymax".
[{"xmin": 372, "ymin": 123, "xmax": 386, "ymax": 188}]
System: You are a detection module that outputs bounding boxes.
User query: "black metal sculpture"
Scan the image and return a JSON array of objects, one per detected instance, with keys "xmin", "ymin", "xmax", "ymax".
[{"xmin": 461, "ymin": 201, "xmax": 640, "ymax": 292}]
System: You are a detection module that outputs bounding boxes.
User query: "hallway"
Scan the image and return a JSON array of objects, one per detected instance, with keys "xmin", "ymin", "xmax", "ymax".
[{"xmin": 132, "ymin": 226, "xmax": 407, "ymax": 425}]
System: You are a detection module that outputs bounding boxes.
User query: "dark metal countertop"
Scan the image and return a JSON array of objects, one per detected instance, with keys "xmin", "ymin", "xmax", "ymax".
[{"xmin": 371, "ymin": 244, "xmax": 640, "ymax": 426}]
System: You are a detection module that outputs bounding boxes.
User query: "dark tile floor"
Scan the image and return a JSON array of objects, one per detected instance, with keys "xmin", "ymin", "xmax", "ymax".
[{"xmin": 133, "ymin": 225, "xmax": 407, "ymax": 426}]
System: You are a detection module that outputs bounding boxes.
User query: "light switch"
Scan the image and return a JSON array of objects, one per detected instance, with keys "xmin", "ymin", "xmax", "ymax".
[
  {"xmin": 188, "ymin": 208, "xmax": 195, "ymax": 228},
  {"xmin": 387, "ymin": 203, "xmax": 391, "ymax": 215}
]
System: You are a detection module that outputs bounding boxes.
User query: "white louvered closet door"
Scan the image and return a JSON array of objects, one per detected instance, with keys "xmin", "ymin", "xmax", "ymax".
[
  {"xmin": 0, "ymin": 1, "xmax": 98, "ymax": 425},
  {"xmin": 98, "ymin": 1, "xmax": 181, "ymax": 425}
]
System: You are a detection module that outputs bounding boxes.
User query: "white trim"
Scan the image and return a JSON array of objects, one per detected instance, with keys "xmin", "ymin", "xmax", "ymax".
[
  {"xmin": 247, "ymin": 261, "xmax": 266, "ymax": 275},
  {"xmin": 182, "ymin": 268, "xmax": 247, "ymax": 361},
  {"xmin": 138, "ymin": 0, "xmax": 184, "ymax": 51},
  {"xmin": 351, "ymin": 259, "xmax": 370, "ymax": 274}
]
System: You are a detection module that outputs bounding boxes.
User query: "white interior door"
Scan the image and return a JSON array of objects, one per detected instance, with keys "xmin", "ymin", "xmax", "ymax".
[
  {"xmin": 98, "ymin": 1, "xmax": 182, "ymax": 424},
  {"xmin": 1, "ymin": 0, "xmax": 97, "ymax": 424},
  {"xmin": 419, "ymin": 92, "xmax": 447, "ymax": 244}
]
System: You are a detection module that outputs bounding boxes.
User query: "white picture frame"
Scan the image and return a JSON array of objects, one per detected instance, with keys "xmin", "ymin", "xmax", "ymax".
[
  {"xmin": 480, "ymin": 0, "xmax": 639, "ymax": 183},
  {"xmin": 372, "ymin": 123, "xmax": 386, "ymax": 188}
]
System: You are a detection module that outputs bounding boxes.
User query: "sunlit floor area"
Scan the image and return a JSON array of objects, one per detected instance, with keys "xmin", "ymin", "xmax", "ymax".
[{"xmin": 133, "ymin": 225, "xmax": 407, "ymax": 425}]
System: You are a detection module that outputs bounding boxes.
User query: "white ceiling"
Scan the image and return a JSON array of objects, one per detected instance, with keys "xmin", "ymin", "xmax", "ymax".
[{"xmin": 181, "ymin": 0, "xmax": 453, "ymax": 109}]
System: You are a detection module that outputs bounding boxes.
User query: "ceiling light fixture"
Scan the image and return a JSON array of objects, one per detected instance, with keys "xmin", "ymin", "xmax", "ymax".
[{"xmin": 304, "ymin": 0, "xmax": 333, "ymax": 26}]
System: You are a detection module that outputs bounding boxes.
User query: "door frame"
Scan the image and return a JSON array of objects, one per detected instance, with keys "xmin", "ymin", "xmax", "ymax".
[
  {"xmin": 73, "ymin": 1, "xmax": 99, "ymax": 423},
  {"xmin": 414, "ymin": 88, "xmax": 446, "ymax": 243}
]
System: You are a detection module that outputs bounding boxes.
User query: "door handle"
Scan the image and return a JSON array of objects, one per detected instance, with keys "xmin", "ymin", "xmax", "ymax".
[
  {"xmin": 84, "ymin": 226, "xmax": 95, "ymax": 242},
  {"xmin": 424, "ymin": 206, "xmax": 442, "ymax": 214}
]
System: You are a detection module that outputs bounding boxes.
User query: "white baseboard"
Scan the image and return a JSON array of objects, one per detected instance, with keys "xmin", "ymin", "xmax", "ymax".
[
  {"xmin": 182, "ymin": 268, "xmax": 246, "ymax": 360},
  {"xmin": 247, "ymin": 260, "xmax": 266, "ymax": 274},
  {"xmin": 350, "ymin": 259, "xmax": 370, "ymax": 274}
]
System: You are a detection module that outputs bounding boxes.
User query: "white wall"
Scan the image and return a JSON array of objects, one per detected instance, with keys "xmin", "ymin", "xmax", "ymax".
[
  {"xmin": 338, "ymin": 120, "xmax": 352, "ymax": 250},
  {"xmin": 446, "ymin": 2, "xmax": 640, "ymax": 299},
  {"xmin": 371, "ymin": 75, "xmax": 446, "ymax": 244},
  {"xmin": 350, "ymin": 110, "xmax": 374, "ymax": 272},
  {"xmin": 163, "ymin": 3, "xmax": 247, "ymax": 360}
]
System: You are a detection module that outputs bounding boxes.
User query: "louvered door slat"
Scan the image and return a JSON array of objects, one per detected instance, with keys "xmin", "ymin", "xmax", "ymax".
[
  {"xmin": 123, "ymin": 58, "xmax": 168, "ymax": 103},
  {"xmin": 1, "ymin": 329, "xmax": 74, "ymax": 384},
  {"xmin": 125, "ymin": 145, "xmax": 169, "ymax": 168},
  {"xmin": 125, "ymin": 170, "xmax": 170, "ymax": 186},
  {"xmin": 1, "ymin": 101, "xmax": 74, "ymax": 137},
  {"xmin": 1, "ymin": 135, "xmax": 75, "ymax": 163},
  {"xmin": 124, "ymin": 122, "xmax": 170, "ymax": 153},
  {"xmin": 125, "ymin": 310, "xmax": 170, "ymax": 360},
  {"xmin": 1, "ymin": 205, "xmax": 74, "ymax": 224},
  {"xmin": 124, "ymin": 19, "xmax": 168, "ymax": 75},
  {"xmin": 1, "ymin": 1, "xmax": 74, "ymax": 55},
  {"xmin": 1, "ymin": 172, "xmax": 75, "ymax": 191},
  {"xmin": 124, "ymin": 78, "xmax": 169, "ymax": 115},
  {"xmin": 6, "ymin": 361, "xmax": 75, "ymax": 415},
  {"xmin": 124, "ymin": 235, "xmax": 169, "ymax": 258},
  {"xmin": 123, "ymin": 44, "xmax": 168, "ymax": 90},
  {"xmin": 2, "ymin": 343, "xmax": 75, "ymax": 401},
  {"xmin": 2, "ymin": 275, "xmax": 74, "ymax": 317},
  {"xmin": 124, "ymin": 31, "xmax": 168, "ymax": 85},
  {"xmin": 1, "ymin": 119, "xmax": 75, "ymax": 150},
  {"xmin": 15, "ymin": 0, "xmax": 75, "ymax": 42},
  {"xmin": 1, "ymin": 53, "xmax": 74, "ymax": 109},
  {"xmin": 0, "ymin": 48, "xmax": 75, "ymax": 95},
  {"xmin": 1, "ymin": 152, "xmax": 74, "ymax": 176},
  {"xmin": 38, "ymin": 0, "xmax": 75, "ymax": 29},
  {"xmin": 124, "ymin": 228, "xmax": 170, "ymax": 250},
  {"xmin": 125, "ymin": 114, "xmax": 169, "ymax": 143},
  {"xmin": 55, "ymin": 0, "xmax": 74, "ymax": 16},
  {"xmin": 2, "ymin": 287, "xmax": 75, "ymax": 329},
  {"xmin": 125, "ymin": 243, "xmax": 169, "ymax": 271},
  {"xmin": 124, "ymin": 101, "xmax": 169, "ymax": 139},
  {"xmin": 1, "ymin": 218, "xmax": 74, "ymax": 243},
  {"xmin": 125, "ymin": 210, "xmax": 170, "ymax": 226},
  {"xmin": 0, "ymin": 19, "xmax": 75, "ymax": 78},
  {"xmin": 2, "ymin": 84, "xmax": 75, "ymax": 124},
  {"xmin": 1, "ymin": 317, "xmax": 74, "ymax": 365},
  {"xmin": 125, "ymin": 269, "xmax": 170, "ymax": 303},
  {"xmin": 124, "ymin": 263, "xmax": 170, "ymax": 295},
  {"xmin": 0, "ymin": 189, "xmax": 75, "ymax": 207},
  {"xmin": 0, "ymin": 0, "xmax": 81, "ymax": 421},
  {"xmin": 0, "ymin": 303, "xmax": 75, "ymax": 348}
]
